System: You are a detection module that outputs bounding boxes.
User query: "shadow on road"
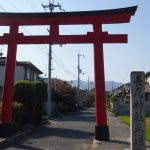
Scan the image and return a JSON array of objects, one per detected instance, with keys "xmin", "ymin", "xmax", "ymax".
[
  {"xmin": 7, "ymin": 144, "xmax": 44, "ymax": 150},
  {"xmin": 59, "ymin": 109, "xmax": 96, "ymax": 123},
  {"xmin": 27, "ymin": 126, "xmax": 94, "ymax": 140},
  {"xmin": 109, "ymin": 139, "xmax": 129, "ymax": 145}
]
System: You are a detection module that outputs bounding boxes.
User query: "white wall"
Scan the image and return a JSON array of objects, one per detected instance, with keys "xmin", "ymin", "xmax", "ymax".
[
  {"xmin": 112, "ymin": 101, "xmax": 150, "ymax": 115},
  {"xmin": 15, "ymin": 66, "xmax": 25, "ymax": 82},
  {"xmin": 0, "ymin": 66, "xmax": 5, "ymax": 86},
  {"xmin": 34, "ymin": 72, "xmax": 38, "ymax": 80},
  {"xmin": 0, "ymin": 65, "xmax": 40, "ymax": 87},
  {"xmin": 0, "ymin": 66, "xmax": 25, "ymax": 86},
  {"xmin": 27, "ymin": 67, "xmax": 31, "ymax": 80}
]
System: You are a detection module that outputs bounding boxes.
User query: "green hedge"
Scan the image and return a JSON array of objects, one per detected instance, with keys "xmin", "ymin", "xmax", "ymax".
[
  {"xmin": 14, "ymin": 80, "xmax": 47, "ymax": 124},
  {"xmin": 62, "ymin": 94, "xmax": 76, "ymax": 112},
  {"xmin": 12, "ymin": 102, "xmax": 24, "ymax": 129}
]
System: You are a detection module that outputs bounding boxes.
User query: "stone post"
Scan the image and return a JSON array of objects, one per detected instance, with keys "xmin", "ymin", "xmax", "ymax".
[{"xmin": 130, "ymin": 71, "xmax": 145, "ymax": 150}]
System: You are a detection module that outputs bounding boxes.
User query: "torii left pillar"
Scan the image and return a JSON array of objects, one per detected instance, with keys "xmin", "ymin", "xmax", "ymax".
[{"xmin": 0, "ymin": 25, "xmax": 18, "ymax": 137}]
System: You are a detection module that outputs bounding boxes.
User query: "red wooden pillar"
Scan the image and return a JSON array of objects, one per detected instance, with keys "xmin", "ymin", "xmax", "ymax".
[
  {"xmin": 93, "ymin": 23, "xmax": 109, "ymax": 141},
  {"xmin": 0, "ymin": 25, "xmax": 18, "ymax": 137}
]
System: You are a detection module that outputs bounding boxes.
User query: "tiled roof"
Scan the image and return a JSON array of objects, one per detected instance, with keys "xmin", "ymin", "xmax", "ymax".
[
  {"xmin": 0, "ymin": 57, "xmax": 42, "ymax": 74},
  {"xmin": 113, "ymin": 82, "xmax": 150, "ymax": 95}
]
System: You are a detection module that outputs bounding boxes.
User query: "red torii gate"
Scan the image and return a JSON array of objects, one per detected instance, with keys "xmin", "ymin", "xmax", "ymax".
[{"xmin": 0, "ymin": 6, "xmax": 137, "ymax": 139}]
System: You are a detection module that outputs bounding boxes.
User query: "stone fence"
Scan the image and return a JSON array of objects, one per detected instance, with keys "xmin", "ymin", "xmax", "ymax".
[{"xmin": 112, "ymin": 100, "xmax": 150, "ymax": 115}]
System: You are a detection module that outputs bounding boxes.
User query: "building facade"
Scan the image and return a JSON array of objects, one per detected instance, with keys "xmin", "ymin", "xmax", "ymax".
[
  {"xmin": 0, "ymin": 57, "xmax": 43, "ymax": 98},
  {"xmin": 111, "ymin": 75, "xmax": 150, "ymax": 115}
]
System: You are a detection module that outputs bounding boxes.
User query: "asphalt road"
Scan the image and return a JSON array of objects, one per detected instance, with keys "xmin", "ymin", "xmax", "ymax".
[{"xmin": 4, "ymin": 107, "xmax": 95, "ymax": 150}]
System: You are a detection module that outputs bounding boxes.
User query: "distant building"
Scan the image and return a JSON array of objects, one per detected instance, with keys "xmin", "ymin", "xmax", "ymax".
[
  {"xmin": 112, "ymin": 81, "xmax": 150, "ymax": 102},
  {"xmin": 145, "ymin": 71, "xmax": 150, "ymax": 85},
  {"xmin": 111, "ymin": 75, "xmax": 150, "ymax": 115},
  {"xmin": 0, "ymin": 57, "xmax": 43, "ymax": 98}
]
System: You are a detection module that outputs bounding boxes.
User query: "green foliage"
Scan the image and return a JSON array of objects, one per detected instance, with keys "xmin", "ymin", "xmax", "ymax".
[
  {"xmin": 62, "ymin": 94, "xmax": 76, "ymax": 112},
  {"xmin": 32, "ymin": 81, "xmax": 47, "ymax": 102},
  {"xmin": 50, "ymin": 79, "xmax": 78, "ymax": 114},
  {"xmin": 119, "ymin": 115, "xmax": 150, "ymax": 142},
  {"xmin": 146, "ymin": 118, "xmax": 150, "ymax": 142},
  {"xmin": 118, "ymin": 116, "xmax": 130, "ymax": 126},
  {"xmin": 14, "ymin": 81, "xmax": 34, "ymax": 104},
  {"xmin": 82, "ymin": 93, "xmax": 94, "ymax": 108},
  {"xmin": 89, "ymin": 92, "xmax": 94, "ymax": 102},
  {"xmin": 106, "ymin": 98, "xmax": 112, "ymax": 111},
  {"xmin": 53, "ymin": 79, "xmax": 75, "ymax": 97},
  {"xmin": 51, "ymin": 88, "xmax": 62, "ymax": 103},
  {"xmin": 14, "ymin": 80, "xmax": 46, "ymax": 124},
  {"xmin": 110, "ymin": 95, "xmax": 117, "ymax": 102},
  {"xmin": 106, "ymin": 91, "xmax": 111, "ymax": 98},
  {"xmin": 12, "ymin": 102, "xmax": 24, "ymax": 128}
]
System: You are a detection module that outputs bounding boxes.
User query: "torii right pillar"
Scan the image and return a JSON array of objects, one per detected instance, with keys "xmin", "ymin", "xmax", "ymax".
[{"xmin": 93, "ymin": 6, "xmax": 137, "ymax": 141}]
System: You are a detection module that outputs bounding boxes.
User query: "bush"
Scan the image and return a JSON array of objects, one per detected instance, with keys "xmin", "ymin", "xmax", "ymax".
[
  {"xmin": 32, "ymin": 81, "xmax": 47, "ymax": 124},
  {"xmin": 12, "ymin": 102, "xmax": 24, "ymax": 129},
  {"xmin": 32, "ymin": 81, "xmax": 47, "ymax": 103},
  {"xmin": 14, "ymin": 80, "xmax": 47, "ymax": 124},
  {"xmin": 62, "ymin": 94, "xmax": 76, "ymax": 112}
]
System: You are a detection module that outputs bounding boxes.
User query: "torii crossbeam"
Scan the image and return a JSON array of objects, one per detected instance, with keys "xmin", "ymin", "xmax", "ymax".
[{"xmin": 0, "ymin": 6, "xmax": 137, "ymax": 139}]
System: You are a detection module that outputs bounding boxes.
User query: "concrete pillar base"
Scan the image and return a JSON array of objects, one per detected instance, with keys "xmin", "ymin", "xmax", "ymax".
[
  {"xmin": 0, "ymin": 123, "xmax": 12, "ymax": 137},
  {"xmin": 95, "ymin": 125, "xmax": 110, "ymax": 141}
]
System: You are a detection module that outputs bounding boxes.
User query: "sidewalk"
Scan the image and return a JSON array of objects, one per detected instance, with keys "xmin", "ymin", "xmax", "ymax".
[{"xmin": 91, "ymin": 111, "xmax": 150, "ymax": 150}]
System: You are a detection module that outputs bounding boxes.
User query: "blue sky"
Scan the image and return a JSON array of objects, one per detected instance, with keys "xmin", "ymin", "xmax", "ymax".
[{"xmin": 0, "ymin": 0, "xmax": 149, "ymax": 83}]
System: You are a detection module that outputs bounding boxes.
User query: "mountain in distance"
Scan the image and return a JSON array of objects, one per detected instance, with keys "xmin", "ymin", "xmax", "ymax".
[
  {"xmin": 105, "ymin": 81, "xmax": 123, "ymax": 91},
  {"xmin": 68, "ymin": 80, "xmax": 123, "ymax": 91}
]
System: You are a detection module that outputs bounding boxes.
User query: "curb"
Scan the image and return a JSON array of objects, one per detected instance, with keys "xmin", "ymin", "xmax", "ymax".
[
  {"xmin": 91, "ymin": 140, "xmax": 101, "ymax": 150},
  {"xmin": 0, "ymin": 122, "xmax": 51, "ymax": 149},
  {"xmin": 0, "ymin": 115, "xmax": 62, "ymax": 149}
]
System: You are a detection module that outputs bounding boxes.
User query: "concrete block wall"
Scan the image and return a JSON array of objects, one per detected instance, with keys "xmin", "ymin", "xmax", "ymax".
[{"xmin": 112, "ymin": 101, "xmax": 150, "ymax": 115}]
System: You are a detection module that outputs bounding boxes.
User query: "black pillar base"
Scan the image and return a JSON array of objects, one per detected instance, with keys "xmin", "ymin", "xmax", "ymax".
[
  {"xmin": 0, "ymin": 123, "xmax": 12, "ymax": 138},
  {"xmin": 95, "ymin": 125, "xmax": 110, "ymax": 141}
]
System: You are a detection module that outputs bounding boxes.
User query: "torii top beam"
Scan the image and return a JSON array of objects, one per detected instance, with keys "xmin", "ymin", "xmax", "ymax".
[
  {"xmin": 0, "ymin": 6, "xmax": 137, "ymax": 45},
  {"xmin": 0, "ymin": 6, "xmax": 137, "ymax": 25}
]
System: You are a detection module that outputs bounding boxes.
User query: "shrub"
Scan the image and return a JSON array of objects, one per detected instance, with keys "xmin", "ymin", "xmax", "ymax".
[
  {"xmin": 12, "ymin": 102, "xmax": 24, "ymax": 129},
  {"xmin": 14, "ymin": 80, "xmax": 47, "ymax": 124},
  {"xmin": 62, "ymin": 94, "xmax": 76, "ymax": 112}
]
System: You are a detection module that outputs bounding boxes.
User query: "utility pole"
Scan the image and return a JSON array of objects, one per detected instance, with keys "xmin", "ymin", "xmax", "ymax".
[
  {"xmin": 42, "ymin": 0, "xmax": 64, "ymax": 120},
  {"xmin": 87, "ymin": 76, "xmax": 90, "ymax": 92},
  {"xmin": 77, "ymin": 52, "xmax": 85, "ymax": 102},
  {"xmin": 86, "ymin": 76, "xmax": 90, "ymax": 100}
]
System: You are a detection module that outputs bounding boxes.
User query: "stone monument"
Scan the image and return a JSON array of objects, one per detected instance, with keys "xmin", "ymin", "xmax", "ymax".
[{"xmin": 130, "ymin": 71, "xmax": 145, "ymax": 150}]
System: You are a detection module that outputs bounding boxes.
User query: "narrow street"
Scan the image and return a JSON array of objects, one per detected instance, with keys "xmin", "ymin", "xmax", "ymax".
[{"xmin": 4, "ymin": 107, "xmax": 95, "ymax": 150}]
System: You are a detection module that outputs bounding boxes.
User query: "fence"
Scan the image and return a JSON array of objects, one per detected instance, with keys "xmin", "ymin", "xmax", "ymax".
[{"xmin": 112, "ymin": 101, "xmax": 150, "ymax": 115}]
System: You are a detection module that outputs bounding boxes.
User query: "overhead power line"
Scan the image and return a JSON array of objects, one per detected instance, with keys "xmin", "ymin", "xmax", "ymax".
[
  {"xmin": 0, "ymin": 6, "xmax": 7, "ymax": 12},
  {"xmin": 0, "ymin": 2, "xmax": 76, "ymax": 79},
  {"xmin": 39, "ymin": 44, "xmax": 76, "ymax": 78}
]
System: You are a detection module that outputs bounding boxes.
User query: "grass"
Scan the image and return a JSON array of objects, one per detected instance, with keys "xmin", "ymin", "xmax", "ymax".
[
  {"xmin": 146, "ymin": 118, "xmax": 150, "ymax": 142},
  {"xmin": 118, "ymin": 115, "xmax": 150, "ymax": 142},
  {"xmin": 118, "ymin": 116, "xmax": 130, "ymax": 126}
]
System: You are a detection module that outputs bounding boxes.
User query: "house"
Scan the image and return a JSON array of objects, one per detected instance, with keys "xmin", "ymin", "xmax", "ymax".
[
  {"xmin": 112, "ymin": 81, "xmax": 150, "ymax": 102},
  {"xmin": 145, "ymin": 71, "xmax": 150, "ymax": 85},
  {"xmin": 111, "ymin": 75, "xmax": 150, "ymax": 115},
  {"xmin": 0, "ymin": 57, "xmax": 43, "ymax": 98},
  {"xmin": 112, "ymin": 83, "xmax": 130, "ymax": 102}
]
